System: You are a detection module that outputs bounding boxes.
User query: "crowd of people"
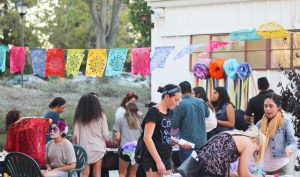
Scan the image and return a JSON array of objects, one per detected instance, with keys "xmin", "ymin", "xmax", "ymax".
[{"xmin": 3, "ymin": 77, "xmax": 298, "ymax": 177}]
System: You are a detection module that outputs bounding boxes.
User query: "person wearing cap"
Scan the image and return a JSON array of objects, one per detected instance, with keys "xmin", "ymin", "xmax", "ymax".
[
  {"xmin": 245, "ymin": 77, "xmax": 273, "ymax": 124},
  {"xmin": 115, "ymin": 92, "xmax": 139, "ymax": 121},
  {"xmin": 44, "ymin": 119, "xmax": 76, "ymax": 177}
]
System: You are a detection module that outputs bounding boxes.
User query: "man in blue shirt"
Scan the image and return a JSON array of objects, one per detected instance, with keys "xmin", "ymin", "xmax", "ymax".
[{"xmin": 171, "ymin": 81, "xmax": 210, "ymax": 163}]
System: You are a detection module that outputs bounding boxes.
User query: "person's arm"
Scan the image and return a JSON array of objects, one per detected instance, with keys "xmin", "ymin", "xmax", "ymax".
[
  {"xmin": 217, "ymin": 104, "xmax": 235, "ymax": 128},
  {"xmin": 101, "ymin": 114, "xmax": 110, "ymax": 141},
  {"xmin": 115, "ymin": 132, "xmax": 121, "ymax": 142},
  {"xmin": 284, "ymin": 119, "xmax": 297, "ymax": 156},
  {"xmin": 143, "ymin": 122, "xmax": 167, "ymax": 175},
  {"xmin": 113, "ymin": 118, "xmax": 121, "ymax": 142}
]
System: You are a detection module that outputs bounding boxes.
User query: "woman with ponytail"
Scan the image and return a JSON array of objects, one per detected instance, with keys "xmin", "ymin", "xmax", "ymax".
[
  {"xmin": 114, "ymin": 102, "xmax": 142, "ymax": 177},
  {"xmin": 141, "ymin": 84, "xmax": 193, "ymax": 177},
  {"xmin": 256, "ymin": 92, "xmax": 297, "ymax": 175}
]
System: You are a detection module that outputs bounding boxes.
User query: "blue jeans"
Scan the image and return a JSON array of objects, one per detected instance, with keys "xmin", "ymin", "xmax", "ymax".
[{"xmin": 179, "ymin": 148, "xmax": 193, "ymax": 164}]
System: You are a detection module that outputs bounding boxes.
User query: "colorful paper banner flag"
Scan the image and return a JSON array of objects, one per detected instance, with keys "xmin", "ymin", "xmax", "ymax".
[
  {"xmin": 66, "ymin": 49, "xmax": 85, "ymax": 76},
  {"xmin": 0, "ymin": 45, "xmax": 9, "ymax": 72},
  {"xmin": 151, "ymin": 46, "xmax": 174, "ymax": 71},
  {"xmin": 257, "ymin": 22, "xmax": 289, "ymax": 39},
  {"xmin": 200, "ymin": 40, "xmax": 232, "ymax": 56},
  {"xmin": 45, "ymin": 48, "xmax": 65, "ymax": 77},
  {"xmin": 31, "ymin": 48, "xmax": 46, "ymax": 77},
  {"xmin": 174, "ymin": 43, "xmax": 206, "ymax": 60},
  {"xmin": 105, "ymin": 48, "xmax": 128, "ymax": 76},
  {"xmin": 229, "ymin": 29, "xmax": 261, "ymax": 41},
  {"xmin": 86, "ymin": 49, "xmax": 107, "ymax": 77},
  {"xmin": 10, "ymin": 46, "xmax": 26, "ymax": 73},
  {"xmin": 131, "ymin": 48, "xmax": 150, "ymax": 76}
]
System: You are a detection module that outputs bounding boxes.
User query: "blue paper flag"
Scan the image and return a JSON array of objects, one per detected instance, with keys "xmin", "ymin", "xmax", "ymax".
[
  {"xmin": 0, "ymin": 45, "xmax": 9, "ymax": 72},
  {"xmin": 151, "ymin": 46, "xmax": 175, "ymax": 71},
  {"xmin": 173, "ymin": 43, "xmax": 206, "ymax": 60},
  {"xmin": 105, "ymin": 48, "xmax": 128, "ymax": 76},
  {"xmin": 31, "ymin": 48, "xmax": 46, "ymax": 77},
  {"xmin": 229, "ymin": 29, "xmax": 262, "ymax": 41}
]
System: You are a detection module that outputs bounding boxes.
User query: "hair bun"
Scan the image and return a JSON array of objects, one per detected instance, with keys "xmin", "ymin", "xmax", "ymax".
[{"xmin": 157, "ymin": 86, "xmax": 164, "ymax": 93}]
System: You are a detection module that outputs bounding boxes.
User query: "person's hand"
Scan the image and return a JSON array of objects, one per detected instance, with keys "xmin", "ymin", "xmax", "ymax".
[
  {"xmin": 285, "ymin": 146, "xmax": 293, "ymax": 157},
  {"xmin": 48, "ymin": 118, "xmax": 53, "ymax": 125},
  {"xmin": 178, "ymin": 139, "xmax": 195, "ymax": 149},
  {"xmin": 156, "ymin": 161, "xmax": 166, "ymax": 175}
]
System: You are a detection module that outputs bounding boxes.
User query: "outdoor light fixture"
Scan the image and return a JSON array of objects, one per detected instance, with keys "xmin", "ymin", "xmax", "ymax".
[
  {"xmin": 17, "ymin": 0, "xmax": 28, "ymax": 17},
  {"xmin": 17, "ymin": 0, "xmax": 27, "ymax": 87}
]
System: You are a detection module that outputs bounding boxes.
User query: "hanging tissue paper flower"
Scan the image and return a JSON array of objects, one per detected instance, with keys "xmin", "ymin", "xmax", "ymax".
[
  {"xmin": 122, "ymin": 141, "xmax": 137, "ymax": 164},
  {"xmin": 236, "ymin": 62, "xmax": 252, "ymax": 80},
  {"xmin": 224, "ymin": 58, "xmax": 239, "ymax": 79},
  {"xmin": 208, "ymin": 58, "xmax": 226, "ymax": 80},
  {"xmin": 193, "ymin": 58, "xmax": 211, "ymax": 79}
]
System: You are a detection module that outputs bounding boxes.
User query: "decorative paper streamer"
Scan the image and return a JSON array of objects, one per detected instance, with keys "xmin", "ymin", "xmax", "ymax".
[
  {"xmin": 200, "ymin": 41, "xmax": 231, "ymax": 55},
  {"xmin": 105, "ymin": 48, "xmax": 128, "ymax": 76},
  {"xmin": 193, "ymin": 58, "xmax": 211, "ymax": 79},
  {"xmin": 66, "ymin": 49, "xmax": 85, "ymax": 76},
  {"xmin": 257, "ymin": 22, "xmax": 289, "ymax": 39},
  {"xmin": 0, "ymin": 45, "xmax": 9, "ymax": 72},
  {"xmin": 131, "ymin": 48, "xmax": 150, "ymax": 75},
  {"xmin": 229, "ymin": 29, "xmax": 262, "ymax": 41},
  {"xmin": 86, "ymin": 49, "xmax": 107, "ymax": 77},
  {"xmin": 224, "ymin": 58, "xmax": 239, "ymax": 79},
  {"xmin": 10, "ymin": 46, "xmax": 26, "ymax": 73},
  {"xmin": 236, "ymin": 62, "xmax": 252, "ymax": 80},
  {"xmin": 150, "ymin": 46, "xmax": 175, "ymax": 71},
  {"xmin": 208, "ymin": 58, "xmax": 226, "ymax": 80},
  {"xmin": 173, "ymin": 43, "xmax": 206, "ymax": 60},
  {"xmin": 31, "ymin": 48, "xmax": 46, "ymax": 77},
  {"xmin": 45, "ymin": 48, "xmax": 65, "ymax": 77}
]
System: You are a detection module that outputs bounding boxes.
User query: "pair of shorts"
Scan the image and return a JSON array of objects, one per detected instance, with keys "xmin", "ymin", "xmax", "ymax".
[
  {"xmin": 119, "ymin": 148, "xmax": 131, "ymax": 162},
  {"xmin": 142, "ymin": 157, "xmax": 172, "ymax": 172}
]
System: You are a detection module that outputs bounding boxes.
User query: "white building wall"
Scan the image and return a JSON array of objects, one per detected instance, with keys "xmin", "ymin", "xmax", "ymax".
[{"xmin": 147, "ymin": 0, "xmax": 300, "ymax": 103}]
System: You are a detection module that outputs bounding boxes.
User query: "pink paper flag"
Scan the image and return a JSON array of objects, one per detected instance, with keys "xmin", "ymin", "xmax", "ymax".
[
  {"xmin": 200, "ymin": 40, "xmax": 232, "ymax": 56},
  {"xmin": 10, "ymin": 46, "xmax": 26, "ymax": 73},
  {"xmin": 131, "ymin": 48, "xmax": 150, "ymax": 76}
]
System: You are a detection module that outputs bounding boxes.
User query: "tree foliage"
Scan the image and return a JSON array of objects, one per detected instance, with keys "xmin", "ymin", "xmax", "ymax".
[
  {"xmin": 125, "ymin": 0, "xmax": 152, "ymax": 47},
  {"xmin": 278, "ymin": 67, "xmax": 300, "ymax": 170}
]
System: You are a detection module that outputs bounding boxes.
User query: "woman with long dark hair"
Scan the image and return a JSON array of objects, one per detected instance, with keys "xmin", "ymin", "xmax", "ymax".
[
  {"xmin": 212, "ymin": 87, "xmax": 235, "ymax": 133},
  {"xmin": 73, "ymin": 94, "xmax": 109, "ymax": 177}
]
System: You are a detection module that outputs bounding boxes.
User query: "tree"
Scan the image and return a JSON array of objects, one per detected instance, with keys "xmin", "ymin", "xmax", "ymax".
[
  {"xmin": 48, "ymin": 0, "xmax": 94, "ymax": 48},
  {"xmin": 278, "ymin": 67, "xmax": 300, "ymax": 171},
  {"xmin": 126, "ymin": 0, "xmax": 152, "ymax": 47},
  {"xmin": 89, "ymin": 0, "xmax": 125, "ymax": 48}
]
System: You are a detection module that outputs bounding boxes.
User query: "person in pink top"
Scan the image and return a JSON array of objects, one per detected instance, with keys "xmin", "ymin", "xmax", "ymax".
[{"xmin": 73, "ymin": 94, "xmax": 109, "ymax": 177}]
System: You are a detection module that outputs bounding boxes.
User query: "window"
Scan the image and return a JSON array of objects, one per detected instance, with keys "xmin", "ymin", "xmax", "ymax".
[{"xmin": 190, "ymin": 33, "xmax": 300, "ymax": 71}]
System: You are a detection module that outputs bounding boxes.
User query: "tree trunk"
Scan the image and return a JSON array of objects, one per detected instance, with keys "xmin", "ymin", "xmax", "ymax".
[{"xmin": 89, "ymin": 0, "xmax": 124, "ymax": 48}]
